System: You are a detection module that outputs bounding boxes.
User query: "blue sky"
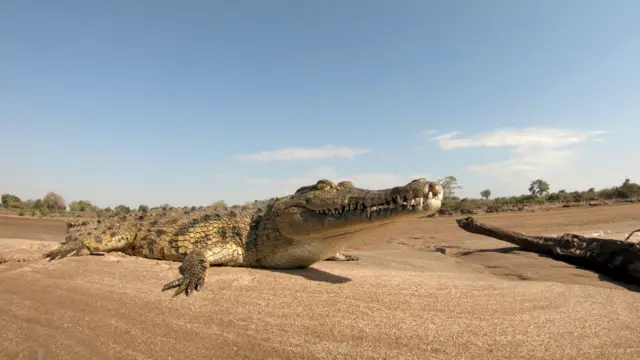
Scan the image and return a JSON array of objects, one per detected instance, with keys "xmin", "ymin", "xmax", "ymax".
[{"xmin": 2, "ymin": 1, "xmax": 639, "ymax": 208}]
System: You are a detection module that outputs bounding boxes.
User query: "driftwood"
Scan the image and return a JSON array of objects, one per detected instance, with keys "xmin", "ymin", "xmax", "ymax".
[{"xmin": 455, "ymin": 216, "xmax": 640, "ymax": 287}]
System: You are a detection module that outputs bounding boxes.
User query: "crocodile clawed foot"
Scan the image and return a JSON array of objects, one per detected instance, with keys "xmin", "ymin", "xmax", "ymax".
[
  {"xmin": 162, "ymin": 251, "xmax": 209, "ymax": 297},
  {"xmin": 325, "ymin": 252, "xmax": 360, "ymax": 262},
  {"xmin": 42, "ymin": 241, "xmax": 88, "ymax": 261}
]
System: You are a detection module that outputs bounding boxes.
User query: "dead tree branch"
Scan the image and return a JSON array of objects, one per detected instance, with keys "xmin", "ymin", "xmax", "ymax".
[
  {"xmin": 455, "ymin": 216, "xmax": 640, "ymax": 287},
  {"xmin": 625, "ymin": 229, "xmax": 640, "ymax": 241}
]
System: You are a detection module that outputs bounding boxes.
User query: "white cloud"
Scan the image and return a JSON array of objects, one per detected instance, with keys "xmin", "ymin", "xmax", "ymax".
[
  {"xmin": 233, "ymin": 146, "xmax": 372, "ymax": 162},
  {"xmin": 432, "ymin": 127, "xmax": 606, "ymax": 150},
  {"xmin": 430, "ymin": 127, "xmax": 607, "ymax": 177},
  {"xmin": 246, "ymin": 166, "xmax": 435, "ymax": 194}
]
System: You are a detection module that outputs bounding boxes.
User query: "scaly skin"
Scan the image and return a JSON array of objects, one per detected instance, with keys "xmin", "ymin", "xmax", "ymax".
[{"xmin": 43, "ymin": 178, "xmax": 443, "ymax": 297}]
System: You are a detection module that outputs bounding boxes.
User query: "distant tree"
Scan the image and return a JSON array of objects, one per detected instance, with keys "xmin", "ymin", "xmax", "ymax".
[
  {"xmin": 439, "ymin": 175, "xmax": 462, "ymax": 200},
  {"xmin": 242, "ymin": 198, "xmax": 273, "ymax": 211},
  {"xmin": 114, "ymin": 205, "xmax": 131, "ymax": 215},
  {"xmin": 138, "ymin": 204, "xmax": 149, "ymax": 212},
  {"xmin": 584, "ymin": 187, "xmax": 597, "ymax": 201},
  {"xmin": 1, "ymin": 193, "xmax": 22, "ymax": 209},
  {"xmin": 480, "ymin": 189, "xmax": 491, "ymax": 199},
  {"xmin": 68, "ymin": 200, "xmax": 96, "ymax": 212},
  {"xmin": 528, "ymin": 179, "xmax": 550, "ymax": 198},
  {"xmin": 211, "ymin": 200, "xmax": 228, "ymax": 211},
  {"xmin": 613, "ymin": 177, "xmax": 640, "ymax": 199},
  {"xmin": 550, "ymin": 189, "xmax": 567, "ymax": 202},
  {"xmin": 42, "ymin": 192, "xmax": 66, "ymax": 211}
]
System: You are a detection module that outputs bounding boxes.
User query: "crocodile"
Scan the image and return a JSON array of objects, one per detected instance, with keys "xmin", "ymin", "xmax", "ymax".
[{"xmin": 43, "ymin": 178, "xmax": 443, "ymax": 297}]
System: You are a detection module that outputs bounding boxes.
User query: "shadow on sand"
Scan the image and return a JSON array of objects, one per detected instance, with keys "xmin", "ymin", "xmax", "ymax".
[
  {"xmin": 453, "ymin": 246, "xmax": 640, "ymax": 293},
  {"xmin": 595, "ymin": 274, "xmax": 640, "ymax": 292},
  {"xmin": 454, "ymin": 246, "xmax": 522, "ymax": 256},
  {"xmin": 261, "ymin": 267, "xmax": 352, "ymax": 284}
]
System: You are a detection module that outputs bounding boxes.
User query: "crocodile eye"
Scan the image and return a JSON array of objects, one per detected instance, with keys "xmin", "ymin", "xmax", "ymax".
[{"xmin": 316, "ymin": 179, "xmax": 334, "ymax": 190}]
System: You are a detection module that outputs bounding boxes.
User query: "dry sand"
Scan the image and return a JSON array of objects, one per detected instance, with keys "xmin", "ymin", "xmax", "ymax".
[{"xmin": 1, "ymin": 205, "xmax": 640, "ymax": 360}]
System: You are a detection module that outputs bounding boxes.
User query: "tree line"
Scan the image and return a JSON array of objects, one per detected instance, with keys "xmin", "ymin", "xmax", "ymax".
[
  {"xmin": 2, "ymin": 177, "xmax": 639, "ymax": 218},
  {"xmin": 0, "ymin": 191, "xmax": 150, "ymax": 218},
  {"xmin": 437, "ymin": 176, "xmax": 640, "ymax": 210}
]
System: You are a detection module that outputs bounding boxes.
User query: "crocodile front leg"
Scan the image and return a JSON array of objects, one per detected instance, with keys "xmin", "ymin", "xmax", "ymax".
[
  {"xmin": 161, "ymin": 241, "xmax": 246, "ymax": 297},
  {"xmin": 162, "ymin": 250, "xmax": 209, "ymax": 297}
]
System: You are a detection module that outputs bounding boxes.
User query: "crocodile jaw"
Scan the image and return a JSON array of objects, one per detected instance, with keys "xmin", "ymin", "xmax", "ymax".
[{"xmin": 272, "ymin": 179, "xmax": 443, "ymax": 240}]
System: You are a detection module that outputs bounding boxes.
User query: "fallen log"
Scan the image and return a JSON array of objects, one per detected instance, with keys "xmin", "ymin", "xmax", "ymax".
[{"xmin": 455, "ymin": 216, "xmax": 640, "ymax": 287}]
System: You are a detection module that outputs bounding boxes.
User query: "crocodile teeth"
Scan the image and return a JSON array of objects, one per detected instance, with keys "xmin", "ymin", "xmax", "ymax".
[{"xmin": 314, "ymin": 196, "xmax": 431, "ymax": 218}]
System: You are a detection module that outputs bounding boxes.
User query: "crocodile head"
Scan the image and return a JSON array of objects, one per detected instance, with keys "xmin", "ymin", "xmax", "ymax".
[{"xmin": 253, "ymin": 178, "xmax": 443, "ymax": 267}]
